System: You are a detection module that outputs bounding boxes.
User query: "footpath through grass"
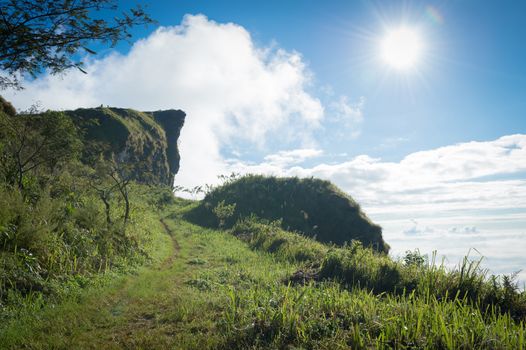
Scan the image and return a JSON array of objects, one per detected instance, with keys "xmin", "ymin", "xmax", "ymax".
[
  {"xmin": 0, "ymin": 206, "xmax": 298, "ymax": 349},
  {"xmin": 1, "ymin": 203, "xmax": 525, "ymax": 349}
]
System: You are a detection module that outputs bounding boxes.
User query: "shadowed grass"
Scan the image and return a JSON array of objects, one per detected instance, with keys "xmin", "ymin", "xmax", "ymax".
[{"xmin": 186, "ymin": 175, "xmax": 389, "ymax": 253}]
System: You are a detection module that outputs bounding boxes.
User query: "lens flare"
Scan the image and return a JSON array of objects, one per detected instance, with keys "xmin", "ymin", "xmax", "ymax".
[{"xmin": 425, "ymin": 6, "xmax": 444, "ymax": 25}]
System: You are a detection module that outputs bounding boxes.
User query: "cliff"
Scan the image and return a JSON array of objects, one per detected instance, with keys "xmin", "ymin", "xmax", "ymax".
[{"xmin": 65, "ymin": 107, "xmax": 185, "ymax": 186}]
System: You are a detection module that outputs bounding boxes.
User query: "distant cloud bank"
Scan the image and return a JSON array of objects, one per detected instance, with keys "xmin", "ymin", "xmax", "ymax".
[
  {"xmin": 226, "ymin": 135, "xmax": 526, "ymax": 283},
  {"xmin": 239, "ymin": 134, "xmax": 526, "ymax": 214}
]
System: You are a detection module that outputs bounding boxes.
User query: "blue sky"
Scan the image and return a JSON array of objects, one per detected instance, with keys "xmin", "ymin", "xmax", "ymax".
[
  {"xmin": 121, "ymin": 0, "xmax": 526, "ymax": 161},
  {"xmin": 5, "ymin": 0, "xmax": 526, "ymax": 282}
]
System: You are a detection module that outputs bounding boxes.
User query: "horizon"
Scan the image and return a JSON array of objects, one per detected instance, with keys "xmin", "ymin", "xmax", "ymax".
[{"xmin": 4, "ymin": 1, "xmax": 525, "ymax": 283}]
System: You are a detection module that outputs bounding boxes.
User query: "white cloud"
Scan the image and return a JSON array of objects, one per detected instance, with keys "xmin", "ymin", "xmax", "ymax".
[
  {"xmin": 4, "ymin": 14, "xmax": 324, "ymax": 188},
  {"xmin": 376, "ymin": 136, "xmax": 410, "ymax": 150},
  {"xmin": 448, "ymin": 226, "xmax": 478, "ymax": 234},
  {"xmin": 226, "ymin": 134, "xmax": 526, "ymax": 214},
  {"xmin": 403, "ymin": 222, "xmax": 435, "ymax": 235},
  {"xmin": 328, "ymin": 95, "xmax": 364, "ymax": 138},
  {"xmin": 263, "ymin": 148, "xmax": 323, "ymax": 167}
]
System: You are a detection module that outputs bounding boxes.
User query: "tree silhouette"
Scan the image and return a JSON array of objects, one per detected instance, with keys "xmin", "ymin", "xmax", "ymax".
[{"xmin": 0, "ymin": 0, "xmax": 154, "ymax": 89}]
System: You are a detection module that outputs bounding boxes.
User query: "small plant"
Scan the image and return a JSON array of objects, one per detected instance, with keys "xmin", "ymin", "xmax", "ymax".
[
  {"xmin": 187, "ymin": 258, "xmax": 207, "ymax": 265},
  {"xmin": 213, "ymin": 200, "xmax": 236, "ymax": 229},
  {"xmin": 185, "ymin": 278, "xmax": 212, "ymax": 291},
  {"xmin": 217, "ymin": 172, "xmax": 241, "ymax": 185},
  {"xmin": 404, "ymin": 249, "xmax": 427, "ymax": 267}
]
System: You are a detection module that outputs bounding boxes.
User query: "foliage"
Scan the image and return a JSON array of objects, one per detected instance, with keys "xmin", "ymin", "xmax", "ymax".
[
  {"xmin": 232, "ymin": 216, "xmax": 326, "ymax": 263},
  {"xmin": 88, "ymin": 156, "xmax": 133, "ymax": 226},
  {"xmin": 213, "ymin": 200, "xmax": 236, "ymax": 228},
  {"xmin": 0, "ymin": 177, "xmax": 162, "ymax": 312},
  {"xmin": 404, "ymin": 248, "xmax": 427, "ymax": 267},
  {"xmin": 186, "ymin": 174, "xmax": 389, "ymax": 253},
  {"xmin": 1, "ymin": 195, "xmax": 525, "ymax": 349},
  {"xmin": 0, "ymin": 0, "xmax": 154, "ymax": 89},
  {"xmin": 217, "ymin": 172, "xmax": 241, "ymax": 186},
  {"xmin": 69, "ymin": 107, "xmax": 185, "ymax": 186},
  {"xmin": 0, "ymin": 110, "xmax": 82, "ymax": 190},
  {"xmin": 0, "ymin": 104, "xmax": 175, "ymax": 320},
  {"xmin": 0, "ymin": 95, "xmax": 16, "ymax": 116}
]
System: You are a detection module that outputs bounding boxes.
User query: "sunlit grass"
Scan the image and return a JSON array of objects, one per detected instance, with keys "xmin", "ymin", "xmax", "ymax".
[{"xmin": 1, "ymin": 200, "xmax": 525, "ymax": 349}]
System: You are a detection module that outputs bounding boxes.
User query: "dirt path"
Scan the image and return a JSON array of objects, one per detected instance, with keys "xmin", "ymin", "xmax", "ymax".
[
  {"xmin": 1, "ymin": 216, "xmax": 190, "ymax": 349},
  {"xmin": 159, "ymin": 218, "xmax": 180, "ymax": 270}
]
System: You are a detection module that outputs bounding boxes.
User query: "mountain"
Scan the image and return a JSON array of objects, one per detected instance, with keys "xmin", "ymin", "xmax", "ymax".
[
  {"xmin": 186, "ymin": 175, "xmax": 389, "ymax": 253},
  {"xmin": 65, "ymin": 107, "xmax": 185, "ymax": 186}
]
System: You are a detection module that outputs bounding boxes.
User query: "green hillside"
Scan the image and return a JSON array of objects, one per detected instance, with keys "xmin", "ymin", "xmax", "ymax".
[
  {"xmin": 1, "ymin": 103, "xmax": 525, "ymax": 349},
  {"xmin": 67, "ymin": 107, "xmax": 185, "ymax": 186},
  {"xmin": 1, "ymin": 199, "xmax": 525, "ymax": 349},
  {"xmin": 0, "ymin": 103, "xmax": 184, "ymax": 328},
  {"xmin": 187, "ymin": 175, "xmax": 389, "ymax": 253}
]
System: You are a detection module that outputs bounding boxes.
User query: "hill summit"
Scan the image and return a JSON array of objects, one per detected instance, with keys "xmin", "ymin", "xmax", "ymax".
[
  {"xmin": 65, "ymin": 107, "xmax": 185, "ymax": 186},
  {"xmin": 187, "ymin": 175, "xmax": 389, "ymax": 253}
]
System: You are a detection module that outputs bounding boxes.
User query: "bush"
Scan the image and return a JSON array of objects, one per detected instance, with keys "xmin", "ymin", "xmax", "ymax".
[{"xmin": 0, "ymin": 179, "xmax": 163, "ymax": 313}]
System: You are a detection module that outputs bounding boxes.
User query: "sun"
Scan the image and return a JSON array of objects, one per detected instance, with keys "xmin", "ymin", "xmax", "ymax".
[{"xmin": 381, "ymin": 27, "xmax": 423, "ymax": 70}]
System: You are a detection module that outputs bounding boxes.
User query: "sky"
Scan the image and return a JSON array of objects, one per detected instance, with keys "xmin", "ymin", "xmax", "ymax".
[{"xmin": 4, "ymin": 0, "xmax": 526, "ymax": 283}]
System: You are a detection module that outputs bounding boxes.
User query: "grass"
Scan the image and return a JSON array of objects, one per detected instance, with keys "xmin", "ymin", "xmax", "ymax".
[
  {"xmin": 232, "ymin": 217, "xmax": 526, "ymax": 322},
  {"xmin": 0, "ymin": 182, "xmax": 169, "ymax": 322},
  {"xmin": 1, "ymin": 199, "xmax": 524, "ymax": 349},
  {"xmin": 186, "ymin": 175, "xmax": 388, "ymax": 253}
]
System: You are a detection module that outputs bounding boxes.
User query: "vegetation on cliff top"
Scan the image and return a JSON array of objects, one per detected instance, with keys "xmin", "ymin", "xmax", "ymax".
[{"xmin": 67, "ymin": 107, "xmax": 185, "ymax": 186}]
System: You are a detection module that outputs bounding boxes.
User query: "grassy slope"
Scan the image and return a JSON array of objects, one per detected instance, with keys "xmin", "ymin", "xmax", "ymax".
[
  {"xmin": 187, "ymin": 175, "xmax": 388, "ymax": 253},
  {"xmin": 1, "ymin": 201, "xmax": 525, "ymax": 349},
  {"xmin": 0, "ymin": 201, "xmax": 297, "ymax": 349}
]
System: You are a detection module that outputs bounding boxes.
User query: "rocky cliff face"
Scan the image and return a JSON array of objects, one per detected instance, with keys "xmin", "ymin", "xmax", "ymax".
[
  {"xmin": 65, "ymin": 107, "xmax": 185, "ymax": 186},
  {"xmin": 151, "ymin": 110, "xmax": 185, "ymax": 176}
]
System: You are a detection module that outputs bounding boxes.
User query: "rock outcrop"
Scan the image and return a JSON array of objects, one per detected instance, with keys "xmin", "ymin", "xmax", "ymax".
[{"xmin": 65, "ymin": 107, "xmax": 185, "ymax": 186}]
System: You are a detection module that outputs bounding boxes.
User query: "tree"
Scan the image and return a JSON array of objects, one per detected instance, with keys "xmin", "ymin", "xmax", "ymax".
[
  {"xmin": 0, "ymin": 0, "xmax": 154, "ymax": 89},
  {"xmin": 88, "ymin": 156, "xmax": 132, "ymax": 227},
  {"xmin": 0, "ymin": 110, "xmax": 81, "ymax": 190},
  {"xmin": 108, "ymin": 160, "xmax": 132, "ymax": 226}
]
